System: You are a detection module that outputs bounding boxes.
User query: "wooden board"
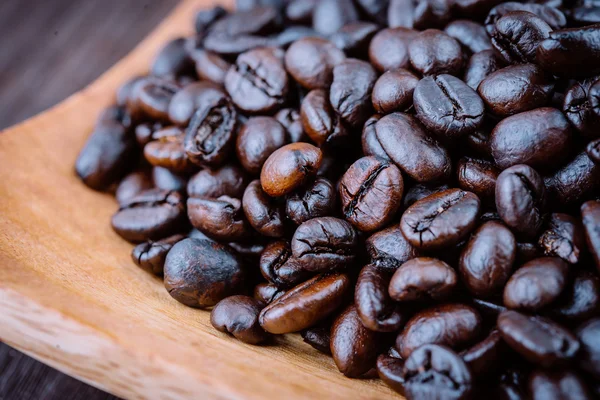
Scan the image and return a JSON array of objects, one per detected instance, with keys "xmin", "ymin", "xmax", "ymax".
[{"xmin": 0, "ymin": 1, "xmax": 399, "ymax": 398}]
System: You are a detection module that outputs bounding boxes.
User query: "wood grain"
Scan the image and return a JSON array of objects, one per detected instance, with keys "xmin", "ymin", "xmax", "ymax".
[{"xmin": 0, "ymin": 1, "xmax": 399, "ymax": 398}]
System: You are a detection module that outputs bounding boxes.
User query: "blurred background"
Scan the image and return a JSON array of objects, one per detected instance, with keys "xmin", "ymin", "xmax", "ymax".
[{"xmin": 0, "ymin": 1, "xmax": 178, "ymax": 398}]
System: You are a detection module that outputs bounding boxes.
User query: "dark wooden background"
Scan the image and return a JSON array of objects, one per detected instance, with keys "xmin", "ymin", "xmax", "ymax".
[{"xmin": 0, "ymin": 0, "xmax": 179, "ymax": 398}]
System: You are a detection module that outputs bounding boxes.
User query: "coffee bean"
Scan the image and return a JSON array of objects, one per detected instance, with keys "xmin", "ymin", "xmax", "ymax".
[
  {"xmin": 253, "ymin": 282, "xmax": 284, "ymax": 304},
  {"xmin": 167, "ymin": 81, "xmax": 225, "ymax": 126},
  {"xmin": 377, "ymin": 353, "xmax": 405, "ymax": 396},
  {"xmin": 285, "ymin": 0, "xmax": 315, "ymax": 24},
  {"xmin": 402, "ymin": 344, "xmax": 473, "ymax": 400},
  {"xmin": 545, "ymin": 151, "xmax": 600, "ymax": 206},
  {"xmin": 576, "ymin": 318, "xmax": 600, "ymax": 379},
  {"xmin": 570, "ymin": 5, "xmax": 600, "ymax": 27},
  {"xmin": 550, "ymin": 270, "xmax": 600, "ymax": 323},
  {"xmin": 260, "ymin": 143, "xmax": 322, "ymax": 197},
  {"xmin": 301, "ymin": 323, "xmax": 332, "ymax": 354},
  {"xmin": 414, "ymin": 74, "xmax": 485, "ymax": 139},
  {"xmin": 529, "ymin": 369, "xmax": 593, "ymax": 400},
  {"xmin": 339, "ymin": 156, "xmax": 404, "ymax": 232},
  {"xmin": 236, "ymin": 117, "xmax": 288, "ymax": 175},
  {"xmin": 211, "ymin": 295, "xmax": 271, "ymax": 345},
  {"xmin": 445, "ymin": 20, "xmax": 492, "ymax": 54},
  {"xmin": 164, "ymin": 238, "xmax": 245, "ymax": 308},
  {"xmin": 491, "ymin": 11, "xmax": 552, "ymax": 65},
  {"xmin": 131, "ymin": 234, "xmax": 185, "ymax": 275},
  {"xmin": 409, "ymin": 29, "xmax": 464, "ymax": 76},
  {"xmin": 284, "ymin": 38, "xmax": 345, "ymax": 90},
  {"xmin": 300, "ymin": 89, "xmax": 348, "ymax": 146},
  {"xmin": 115, "ymin": 170, "xmax": 154, "ymax": 206},
  {"xmin": 330, "ymin": 22, "xmax": 379, "ymax": 59},
  {"xmin": 402, "ymin": 183, "xmax": 451, "ymax": 209},
  {"xmin": 495, "ymin": 164, "xmax": 546, "ymax": 240},
  {"xmin": 242, "ymin": 180, "xmax": 286, "ymax": 237},
  {"xmin": 144, "ymin": 126, "xmax": 195, "ymax": 174},
  {"xmin": 388, "ymin": 0, "xmax": 453, "ymax": 30},
  {"xmin": 194, "ymin": 5, "xmax": 227, "ymax": 34},
  {"xmin": 400, "ymin": 188, "xmax": 481, "ymax": 250},
  {"xmin": 581, "ymin": 200, "xmax": 600, "ymax": 272},
  {"xmin": 460, "ymin": 330, "xmax": 506, "ymax": 377},
  {"xmin": 457, "ymin": 157, "xmax": 499, "ymax": 204},
  {"xmin": 187, "ymin": 196, "xmax": 251, "ymax": 242},
  {"xmin": 286, "ymin": 177, "xmax": 337, "ymax": 225},
  {"xmin": 274, "ymin": 108, "xmax": 307, "ymax": 143},
  {"xmin": 191, "ymin": 50, "xmax": 231, "ymax": 86},
  {"xmin": 259, "ymin": 240, "xmax": 308, "ymax": 288},
  {"xmin": 211, "ymin": 6, "xmax": 279, "ymax": 37},
  {"xmin": 485, "ymin": 3, "xmax": 566, "ymax": 35},
  {"xmin": 472, "ymin": 298, "xmax": 507, "ymax": 318},
  {"xmin": 137, "ymin": 78, "xmax": 181, "ymax": 122},
  {"xmin": 565, "ymin": 78, "xmax": 600, "ymax": 138},
  {"xmin": 203, "ymin": 33, "xmax": 271, "ymax": 57},
  {"xmin": 150, "ymin": 38, "xmax": 195, "ymax": 79},
  {"xmin": 389, "ymin": 257, "xmax": 457, "ymax": 302},
  {"xmin": 369, "ymin": 27, "xmax": 418, "ymax": 72},
  {"xmin": 361, "ymin": 115, "xmax": 389, "ymax": 161},
  {"xmin": 463, "ymin": 49, "xmax": 504, "ymax": 90},
  {"xmin": 459, "ymin": 221, "xmax": 516, "ymax": 298},
  {"xmin": 372, "ymin": 69, "xmax": 419, "ymax": 114},
  {"xmin": 134, "ymin": 121, "xmax": 162, "ymax": 147},
  {"xmin": 187, "ymin": 164, "xmax": 249, "ymax": 199},
  {"xmin": 498, "ymin": 310, "xmax": 579, "ymax": 367},
  {"xmin": 258, "ymin": 272, "xmax": 351, "ymax": 334},
  {"xmin": 312, "ymin": 0, "xmax": 359, "ymax": 35},
  {"xmin": 538, "ymin": 213, "xmax": 586, "ymax": 264},
  {"xmin": 366, "ymin": 225, "xmax": 420, "ymax": 267},
  {"xmin": 397, "ymin": 303, "xmax": 482, "ymax": 358},
  {"xmin": 152, "ymin": 167, "xmax": 187, "ymax": 192}
]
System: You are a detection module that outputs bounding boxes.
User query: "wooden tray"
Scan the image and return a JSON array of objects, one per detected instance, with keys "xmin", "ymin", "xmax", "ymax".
[{"xmin": 0, "ymin": 1, "xmax": 398, "ymax": 398}]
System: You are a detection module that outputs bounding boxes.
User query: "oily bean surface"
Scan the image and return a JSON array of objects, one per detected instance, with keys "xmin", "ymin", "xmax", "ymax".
[
  {"xmin": 210, "ymin": 295, "xmax": 270, "ymax": 345},
  {"xmin": 371, "ymin": 68, "xmax": 419, "ymax": 114},
  {"xmin": 131, "ymin": 234, "xmax": 185, "ymax": 275},
  {"xmin": 409, "ymin": 29, "xmax": 463, "ymax": 76},
  {"xmin": 366, "ymin": 225, "xmax": 420, "ymax": 266},
  {"xmin": 187, "ymin": 196, "xmax": 251, "ymax": 242},
  {"xmin": 242, "ymin": 180, "xmax": 286, "ymax": 238},
  {"xmin": 236, "ymin": 116, "xmax": 288, "ymax": 175},
  {"xmin": 286, "ymin": 177, "xmax": 337, "ymax": 225},
  {"xmin": 582, "ymin": 200, "xmax": 600, "ymax": 272},
  {"xmin": 538, "ymin": 213, "xmax": 586, "ymax": 264},
  {"xmin": 389, "ymin": 257, "xmax": 457, "ymax": 302}
]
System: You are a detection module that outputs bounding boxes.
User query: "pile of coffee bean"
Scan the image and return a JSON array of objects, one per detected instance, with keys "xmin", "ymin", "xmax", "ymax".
[{"xmin": 75, "ymin": 0, "xmax": 600, "ymax": 398}]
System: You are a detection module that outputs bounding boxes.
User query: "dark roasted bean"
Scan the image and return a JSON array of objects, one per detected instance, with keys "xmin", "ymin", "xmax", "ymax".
[
  {"xmin": 300, "ymin": 89, "xmax": 348, "ymax": 146},
  {"xmin": 463, "ymin": 49, "xmax": 504, "ymax": 91},
  {"xmin": 192, "ymin": 50, "xmax": 231, "ymax": 86},
  {"xmin": 301, "ymin": 323, "xmax": 332, "ymax": 354},
  {"xmin": 372, "ymin": 69, "xmax": 419, "ymax": 114},
  {"xmin": 445, "ymin": 20, "xmax": 492, "ymax": 54},
  {"xmin": 409, "ymin": 29, "xmax": 464, "ymax": 76},
  {"xmin": 286, "ymin": 177, "xmax": 336, "ymax": 225},
  {"xmin": 369, "ymin": 27, "xmax": 418, "ymax": 72},
  {"xmin": 538, "ymin": 213, "xmax": 586, "ymax": 264},
  {"xmin": 152, "ymin": 167, "xmax": 186, "ymax": 192},
  {"xmin": 377, "ymin": 353, "xmax": 406, "ymax": 396},
  {"xmin": 330, "ymin": 22, "xmax": 378, "ymax": 59},
  {"xmin": 150, "ymin": 38, "xmax": 195, "ymax": 79},
  {"xmin": 194, "ymin": 6, "xmax": 227, "ymax": 34},
  {"xmin": 529, "ymin": 369, "xmax": 593, "ymax": 400},
  {"xmin": 460, "ymin": 330, "xmax": 506, "ymax": 377},
  {"xmin": 242, "ymin": 180, "xmax": 285, "ymax": 238},
  {"xmin": 366, "ymin": 225, "xmax": 420, "ymax": 266},
  {"xmin": 551, "ymin": 270, "xmax": 600, "ymax": 323},
  {"xmin": 211, "ymin": 6, "xmax": 279, "ymax": 37},
  {"xmin": 402, "ymin": 183, "xmax": 451, "ymax": 208},
  {"xmin": 167, "ymin": 81, "xmax": 225, "ymax": 126},
  {"xmin": 131, "ymin": 234, "xmax": 185, "ymax": 275},
  {"xmin": 285, "ymin": 0, "xmax": 316, "ymax": 24},
  {"xmin": 582, "ymin": 200, "xmax": 600, "ymax": 272},
  {"xmin": 116, "ymin": 170, "xmax": 154, "ymax": 206},
  {"xmin": 388, "ymin": 0, "xmax": 453, "ymax": 30},
  {"xmin": 312, "ymin": 0, "xmax": 359, "ymax": 35},
  {"xmin": 545, "ymin": 151, "xmax": 600, "ymax": 206},
  {"xmin": 457, "ymin": 157, "xmax": 499, "ymax": 204},
  {"xmin": 274, "ymin": 108, "xmax": 307, "ymax": 143},
  {"xmin": 210, "ymin": 295, "xmax": 271, "ymax": 345},
  {"xmin": 389, "ymin": 257, "xmax": 457, "ymax": 302},
  {"xmin": 236, "ymin": 117, "xmax": 288, "ymax": 175},
  {"xmin": 187, "ymin": 196, "xmax": 251, "ymax": 242},
  {"xmin": 253, "ymin": 282, "xmax": 284, "ymax": 304},
  {"xmin": 576, "ymin": 318, "xmax": 600, "ymax": 379},
  {"xmin": 259, "ymin": 240, "xmax": 308, "ymax": 288},
  {"xmin": 137, "ymin": 78, "xmax": 181, "ymax": 121},
  {"xmin": 485, "ymin": 2, "xmax": 566, "ymax": 35},
  {"xmin": 570, "ymin": 5, "xmax": 600, "ymax": 27},
  {"xmin": 567, "ymin": 77, "xmax": 600, "ymax": 137},
  {"xmin": 284, "ymin": 38, "xmax": 345, "ymax": 90},
  {"xmin": 144, "ymin": 126, "xmax": 195, "ymax": 174},
  {"xmin": 203, "ymin": 33, "xmax": 271, "ymax": 57},
  {"xmin": 361, "ymin": 115, "xmax": 390, "ymax": 161}
]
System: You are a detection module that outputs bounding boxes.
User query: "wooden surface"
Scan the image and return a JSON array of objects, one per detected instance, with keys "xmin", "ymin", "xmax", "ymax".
[{"xmin": 0, "ymin": 0, "xmax": 399, "ymax": 399}]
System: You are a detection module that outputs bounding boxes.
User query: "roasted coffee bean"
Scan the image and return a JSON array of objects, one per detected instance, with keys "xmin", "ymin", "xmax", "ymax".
[
  {"xmin": 495, "ymin": 164, "xmax": 546, "ymax": 240},
  {"xmin": 211, "ymin": 6, "xmax": 279, "ymax": 37},
  {"xmin": 457, "ymin": 157, "xmax": 499, "ymax": 204},
  {"xmin": 582, "ymin": 200, "xmax": 600, "ymax": 272},
  {"xmin": 312, "ymin": 0, "xmax": 359, "ymax": 35},
  {"xmin": 258, "ymin": 272, "xmax": 351, "ymax": 334},
  {"xmin": 545, "ymin": 151, "xmax": 600, "ymax": 206},
  {"xmin": 529, "ymin": 369, "xmax": 593, "ymax": 400},
  {"xmin": 445, "ymin": 20, "xmax": 492, "ymax": 54},
  {"xmin": 377, "ymin": 353, "xmax": 405, "ymax": 396},
  {"xmin": 538, "ymin": 213, "xmax": 586, "ymax": 264},
  {"xmin": 402, "ymin": 183, "xmax": 451, "ymax": 208},
  {"xmin": 164, "ymin": 238, "xmax": 245, "ymax": 308},
  {"xmin": 369, "ymin": 27, "xmax": 418, "ymax": 72},
  {"xmin": 131, "ymin": 234, "xmax": 185, "ymax": 275},
  {"xmin": 242, "ymin": 180, "xmax": 286, "ymax": 237},
  {"xmin": 260, "ymin": 143, "xmax": 322, "ymax": 197},
  {"xmin": 187, "ymin": 164, "xmax": 248, "ymax": 199},
  {"xmin": 551, "ymin": 270, "xmax": 600, "ymax": 323},
  {"xmin": 137, "ymin": 78, "xmax": 181, "ymax": 122},
  {"xmin": 587, "ymin": 139, "xmax": 600, "ymax": 164},
  {"xmin": 389, "ymin": 257, "xmax": 457, "ymax": 302},
  {"xmin": 570, "ymin": 5, "xmax": 600, "ymax": 27},
  {"xmin": 491, "ymin": 11, "xmax": 552, "ymax": 65},
  {"xmin": 117, "ymin": 76, "xmax": 144, "ymax": 108},
  {"xmin": 361, "ymin": 114, "xmax": 390, "ymax": 161},
  {"xmin": 135, "ymin": 122, "xmax": 162, "ymax": 147},
  {"xmin": 388, "ymin": 0, "xmax": 453, "ymax": 30},
  {"xmin": 187, "ymin": 196, "xmax": 251, "ymax": 242},
  {"xmin": 236, "ymin": 117, "xmax": 288, "ymax": 175},
  {"xmin": 259, "ymin": 240, "xmax": 308, "ymax": 288},
  {"xmin": 115, "ymin": 170, "xmax": 154, "ymax": 206},
  {"xmin": 495, "ymin": 366, "xmax": 531, "ymax": 400},
  {"xmin": 194, "ymin": 5, "xmax": 227, "ymax": 34},
  {"xmin": 190, "ymin": 49, "xmax": 231, "ymax": 85},
  {"xmin": 459, "ymin": 221, "xmax": 516, "ymax": 298},
  {"xmin": 472, "ymin": 298, "xmax": 507, "ymax": 318},
  {"xmin": 485, "ymin": 2, "xmax": 566, "ymax": 35},
  {"xmin": 537, "ymin": 25, "xmax": 600, "ymax": 78},
  {"xmin": 291, "ymin": 217, "xmax": 357, "ymax": 273},
  {"xmin": 286, "ymin": 177, "xmax": 336, "ymax": 225},
  {"xmin": 339, "ymin": 156, "xmax": 404, "ymax": 232},
  {"xmin": 331, "ymin": 305, "xmax": 387, "ymax": 378},
  {"xmin": 372, "ymin": 69, "xmax": 419, "ymax": 114},
  {"xmin": 356, "ymin": 263, "xmax": 406, "ymax": 332},
  {"xmin": 576, "ymin": 318, "xmax": 600, "ymax": 379},
  {"xmin": 144, "ymin": 126, "xmax": 195, "ymax": 174},
  {"xmin": 152, "ymin": 167, "xmax": 187, "ymax": 192},
  {"xmin": 463, "ymin": 49, "xmax": 504, "ymax": 91},
  {"xmin": 366, "ymin": 225, "xmax": 420, "ymax": 266},
  {"xmin": 284, "ymin": 38, "xmax": 345, "ymax": 90},
  {"xmin": 353, "ymin": 0, "xmax": 388, "ymax": 24},
  {"xmin": 203, "ymin": 33, "xmax": 271, "ymax": 57},
  {"xmin": 274, "ymin": 108, "xmax": 307, "ymax": 143},
  {"xmin": 285, "ymin": 0, "xmax": 315, "ymax": 24},
  {"xmin": 330, "ymin": 22, "xmax": 378, "ymax": 59},
  {"xmin": 211, "ymin": 295, "xmax": 271, "ymax": 345},
  {"xmin": 253, "ymin": 282, "xmax": 284, "ymax": 304},
  {"xmin": 224, "ymin": 47, "xmax": 288, "ymax": 114},
  {"xmin": 460, "ymin": 329, "xmax": 506, "ymax": 377},
  {"xmin": 375, "ymin": 112, "xmax": 452, "ymax": 183},
  {"xmin": 167, "ymin": 81, "xmax": 225, "ymax": 126},
  {"xmin": 183, "ymin": 97, "xmax": 237, "ymax": 168},
  {"xmin": 478, "ymin": 64, "xmax": 555, "ymax": 117},
  {"xmin": 301, "ymin": 323, "xmax": 332, "ymax": 354},
  {"xmin": 150, "ymin": 38, "xmax": 195, "ymax": 79},
  {"xmin": 414, "ymin": 74, "xmax": 485, "ymax": 139},
  {"xmin": 491, "ymin": 107, "xmax": 572, "ymax": 170},
  {"xmin": 402, "ymin": 344, "xmax": 473, "ymax": 400},
  {"xmin": 329, "ymin": 58, "xmax": 377, "ymax": 128},
  {"xmin": 228, "ymin": 240, "xmax": 265, "ymax": 264},
  {"xmin": 400, "ymin": 189, "xmax": 481, "ymax": 250},
  {"xmin": 504, "ymin": 257, "xmax": 569, "ymax": 311},
  {"xmin": 397, "ymin": 303, "xmax": 482, "ymax": 358},
  {"xmin": 563, "ymin": 78, "xmax": 600, "ymax": 138},
  {"xmin": 409, "ymin": 29, "xmax": 463, "ymax": 76},
  {"xmin": 300, "ymin": 89, "xmax": 348, "ymax": 146},
  {"xmin": 111, "ymin": 189, "xmax": 186, "ymax": 243},
  {"xmin": 498, "ymin": 310, "xmax": 579, "ymax": 367}
]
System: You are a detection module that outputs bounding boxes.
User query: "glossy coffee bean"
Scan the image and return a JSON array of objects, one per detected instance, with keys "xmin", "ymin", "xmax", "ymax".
[
  {"xmin": 414, "ymin": 74, "xmax": 485, "ymax": 139},
  {"xmin": 134, "ymin": 121, "xmax": 162, "ymax": 146},
  {"xmin": 538, "ymin": 213, "xmax": 586, "ymax": 264},
  {"xmin": 550, "ymin": 270, "xmax": 600, "ymax": 323},
  {"xmin": 183, "ymin": 97, "xmax": 237, "ymax": 168},
  {"xmin": 576, "ymin": 318, "xmax": 600, "ymax": 379},
  {"xmin": 457, "ymin": 157, "xmax": 499, "ymax": 204},
  {"xmin": 396, "ymin": 303, "xmax": 482, "ymax": 358},
  {"xmin": 495, "ymin": 164, "xmax": 546, "ymax": 240},
  {"xmin": 368, "ymin": 27, "xmax": 418, "ymax": 72},
  {"xmin": 291, "ymin": 217, "xmax": 357, "ymax": 273},
  {"xmin": 339, "ymin": 156, "xmax": 404, "ymax": 232},
  {"xmin": 150, "ymin": 37, "xmax": 195, "ymax": 79},
  {"xmin": 529, "ymin": 369, "xmax": 593, "ymax": 400},
  {"xmin": 203, "ymin": 33, "xmax": 271, "ymax": 57},
  {"xmin": 258, "ymin": 272, "xmax": 351, "ymax": 334},
  {"xmin": 400, "ymin": 189, "xmax": 481, "ymax": 250},
  {"xmin": 286, "ymin": 177, "xmax": 336, "ymax": 225},
  {"xmin": 210, "ymin": 295, "xmax": 270, "ymax": 345},
  {"xmin": 331, "ymin": 305, "xmax": 387, "ymax": 378},
  {"xmin": 490, "ymin": 11, "xmax": 552, "ymax": 65},
  {"xmin": 445, "ymin": 20, "xmax": 492, "ymax": 54},
  {"xmin": 274, "ymin": 108, "xmax": 307, "ymax": 143},
  {"xmin": 284, "ymin": 38, "xmax": 345, "ymax": 90},
  {"xmin": 504, "ymin": 257, "xmax": 569, "ymax": 311},
  {"xmin": 211, "ymin": 6, "xmax": 278, "ymax": 36},
  {"xmin": 137, "ymin": 78, "xmax": 181, "ymax": 121},
  {"xmin": 187, "ymin": 164, "xmax": 248, "ymax": 199},
  {"xmin": 372, "ymin": 69, "xmax": 419, "ymax": 114},
  {"xmin": 387, "ymin": 0, "xmax": 453, "ymax": 30},
  {"xmin": 194, "ymin": 5, "xmax": 227, "ymax": 34},
  {"xmin": 355, "ymin": 263, "xmax": 406, "ymax": 332},
  {"xmin": 460, "ymin": 329, "xmax": 506, "ymax": 377},
  {"xmin": 152, "ymin": 167, "xmax": 186, "ymax": 192},
  {"xmin": 167, "ymin": 81, "xmax": 225, "ymax": 126},
  {"xmin": 537, "ymin": 25, "xmax": 600, "ymax": 78},
  {"xmin": 312, "ymin": 0, "xmax": 359, "ymax": 35},
  {"xmin": 329, "ymin": 22, "xmax": 378, "ymax": 59},
  {"xmin": 131, "ymin": 234, "xmax": 185, "ymax": 275},
  {"xmin": 366, "ymin": 225, "xmax": 420, "ymax": 266},
  {"xmin": 377, "ymin": 353, "xmax": 405, "ymax": 396},
  {"xmin": 498, "ymin": 310, "xmax": 579, "ymax": 367},
  {"xmin": 463, "ymin": 49, "xmax": 504, "ymax": 91},
  {"xmin": 402, "ymin": 183, "xmax": 451, "ymax": 208},
  {"xmin": 459, "ymin": 221, "xmax": 516, "ymax": 298},
  {"xmin": 409, "ymin": 29, "xmax": 463, "ymax": 76},
  {"xmin": 115, "ymin": 170, "xmax": 154, "ymax": 206},
  {"xmin": 187, "ymin": 196, "xmax": 251, "ymax": 242},
  {"xmin": 300, "ymin": 89, "xmax": 348, "ymax": 146},
  {"xmin": 588, "ymin": 139, "xmax": 600, "ymax": 164},
  {"xmin": 285, "ymin": 0, "xmax": 315, "ymax": 23},
  {"xmin": 478, "ymin": 64, "xmax": 555, "ymax": 117},
  {"xmin": 144, "ymin": 126, "xmax": 195, "ymax": 174},
  {"xmin": 402, "ymin": 344, "xmax": 473, "ymax": 400},
  {"xmin": 329, "ymin": 58, "xmax": 377, "ymax": 128},
  {"xmin": 566, "ymin": 78, "xmax": 600, "ymax": 138},
  {"xmin": 301, "ymin": 323, "xmax": 332, "ymax": 354},
  {"xmin": 491, "ymin": 107, "xmax": 572, "ymax": 170},
  {"xmin": 375, "ymin": 112, "xmax": 452, "ymax": 183},
  {"xmin": 361, "ymin": 115, "xmax": 389, "ymax": 161},
  {"xmin": 225, "ymin": 47, "xmax": 288, "ymax": 114},
  {"xmin": 236, "ymin": 117, "xmax": 288, "ymax": 175},
  {"xmin": 111, "ymin": 189, "xmax": 186, "ymax": 243},
  {"xmin": 191, "ymin": 50, "xmax": 231, "ymax": 86},
  {"xmin": 242, "ymin": 180, "xmax": 285, "ymax": 238},
  {"xmin": 260, "ymin": 143, "xmax": 322, "ymax": 197},
  {"xmin": 259, "ymin": 240, "xmax": 308, "ymax": 288},
  {"xmin": 253, "ymin": 282, "xmax": 284, "ymax": 304},
  {"xmin": 389, "ymin": 257, "xmax": 457, "ymax": 302},
  {"xmin": 582, "ymin": 200, "xmax": 600, "ymax": 272},
  {"xmin": 545, "ymin": 151, "xmax": 600, "ymax": 206},
  {"xmin": 164, "ymin": 238, "xmax": 245, "ymax": 308}
]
